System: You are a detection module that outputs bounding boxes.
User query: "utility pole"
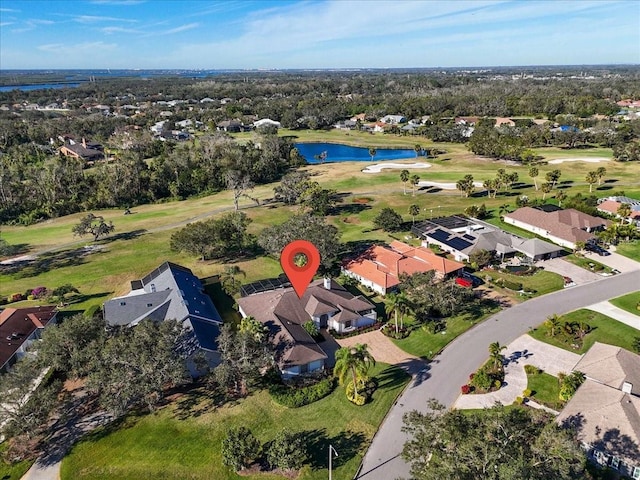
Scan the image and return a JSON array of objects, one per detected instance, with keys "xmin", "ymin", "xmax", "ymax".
[{"xmin": 329, "ymin": 444, "xmax": 338, "ymax": 480}]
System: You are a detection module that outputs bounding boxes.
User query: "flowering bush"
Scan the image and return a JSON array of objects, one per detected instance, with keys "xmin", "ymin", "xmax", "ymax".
[
  {"xmin": 461, "ymin": 384, "xmax": 471, "ymax": 394},
  {"xmin": 31, "ymin": 286, "xmax": 47, "ymax": 298}
]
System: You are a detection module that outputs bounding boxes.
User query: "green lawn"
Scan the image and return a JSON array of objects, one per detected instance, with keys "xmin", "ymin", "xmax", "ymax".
[
  {"xmin": 526, "ymin": 370, "xmax": 563, "ymax": 410},
  {"xmin": 392, "ymin": 304, "xmax": 499, "ymax": 359},
  {"xmin": 60, "ymin": 363, "xmax": 410, "ymax": 480},
  {"xmin": 0, "ymin": 443, "xmax": 34, "ymax": 480},
  {"xmin": 528, "ymin": 309, "xmax": 639, "ymax": 354},
  {"xmin": 609, "ymin": 291, "xmax": 640, "ymax": 317},
  {"xmin": 615, "ymin": 240, "xmax": 640, "ymax": 262},
  {"xmin": 563, "ymin": 254, "xmax": 615, "ymax": 275},
  {"xmin": 482, "ymin": 269, "xmax": 565, "ymax": 298}
]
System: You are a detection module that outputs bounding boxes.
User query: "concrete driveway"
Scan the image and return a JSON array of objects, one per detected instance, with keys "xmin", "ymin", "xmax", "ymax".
[
  {"xmin": 454, "ymin": 335, "xmax": 582, "ymax": 409},
  {"xmin": 587, "ymin": 301, "xmax": 640, "ymax": 330},
  {"xmin": 336, "ymin": 330, "xmax": 421, "ymax": 366},
  {"xmin": 355, "ymin": 269, "xmax": 640, "ymax": 480},
  {"xmin": 536, "ymin": 257, "xmax": 601, "ymax": 284},
  {"xmin": 583, "ymin": 249, "xmax": 640, "ymax": 273}
]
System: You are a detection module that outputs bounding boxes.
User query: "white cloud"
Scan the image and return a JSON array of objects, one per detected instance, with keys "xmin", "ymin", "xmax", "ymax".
[
  {"xmin": 101, "ymin": 26, "xmax": 143, "ymax": 35},
  {"xmin": 0, "ymin": 8, "xmax": 20, "ymax": 12},
  {"xmin": 37, "ymin": 41, "xmax": 117, "ymax": 54},
  {"xmin": 162, "ymin": 22, "xmax": 199, "ymax": 35},
  {"xmin": 0, "ymin": 22, "xmax": 13, "ymax": 27},
  {"xmin": 74, "ymin": 14, "xmax": 138, "ymax": 23}
]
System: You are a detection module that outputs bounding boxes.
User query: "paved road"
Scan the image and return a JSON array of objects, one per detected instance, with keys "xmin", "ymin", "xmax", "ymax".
[{"xmin": 355, "ymin": 269, "xmax": 640, "ymax": 480}]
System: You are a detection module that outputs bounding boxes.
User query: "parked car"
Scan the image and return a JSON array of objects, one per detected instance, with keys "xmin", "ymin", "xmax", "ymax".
[{"xmin": 586, "ymin": 244, "xmax": 611, "ymax": 256}]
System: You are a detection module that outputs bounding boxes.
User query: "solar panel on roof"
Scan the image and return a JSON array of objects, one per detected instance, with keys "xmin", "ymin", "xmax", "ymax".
[
  {"xmin": 448, "ymin": 238, "xmax": 473, "ymax": 251},
  {"xmin": 240, "ymin": 275, "xmax": 291, "ymax": 297},
  {"xmin": 463, "ymin": 234, "xmax": 476, "ymax": 240},
  {"xmin": 430, "ymin": 216, "xmax": 473, "ymax": 230},
  {"xmin": 429, "ymin": 229, "xmax": 450, "ymax": 242}
]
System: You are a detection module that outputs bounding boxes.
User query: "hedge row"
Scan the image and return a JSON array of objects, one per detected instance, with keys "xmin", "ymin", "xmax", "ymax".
[{"xmin": 269, "ymin": 377, "xmax": 336, "ymax": 408}]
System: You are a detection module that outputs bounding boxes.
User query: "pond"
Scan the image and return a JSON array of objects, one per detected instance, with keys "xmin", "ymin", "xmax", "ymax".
[{"xmin": 294, "ymin": 142, "xmax": 417, "ymax": 163}]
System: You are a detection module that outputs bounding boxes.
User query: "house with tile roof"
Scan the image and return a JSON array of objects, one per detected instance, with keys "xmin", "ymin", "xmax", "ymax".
[
  {"xmin": 342, "ymin": 240, "xmax": 464, "ymax": 295},
  {"xmin": 557, "ymin": 343, "xmax": 640, "ymax": 478},
  {"xmin": 503, "ymin": 207, "xmax": 611, "ymax": 250},
  {"xmin": 0, "ymin": 306, "xmax": 58, "ymax": 373},
  {"xmin": 597, "ymin": 198, "xmax": 640, "ymax": 226},
  {"xmin": 103, "ymin": 262, "xmax": 223, "ymax": 374},
  {"xmin": 237, "ymin": 278, "xmax": 376, "ymax": 378},
  {"xmin": 59, "ymin": 138, "xmax": 104, "ymax": 162}
]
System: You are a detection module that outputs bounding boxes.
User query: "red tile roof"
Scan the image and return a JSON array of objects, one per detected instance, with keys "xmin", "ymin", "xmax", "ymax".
[{"xmin": 343, "ymin": 241, "xmax": 463, "ymax": 291}]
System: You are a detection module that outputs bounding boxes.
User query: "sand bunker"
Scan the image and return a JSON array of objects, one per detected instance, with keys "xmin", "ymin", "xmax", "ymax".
[
  {"xmin": 362, "ymin": 162, "xmax": 432, "ymax": 173},
  {"xmin": 547, "ymin": 157, "xmax": 610, "ymax": 164}
]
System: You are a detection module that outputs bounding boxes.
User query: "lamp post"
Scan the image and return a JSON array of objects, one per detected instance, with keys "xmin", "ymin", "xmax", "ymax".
[{"xmin": 329, "ymin": 444, "xmax": 338, "ymax": 480}]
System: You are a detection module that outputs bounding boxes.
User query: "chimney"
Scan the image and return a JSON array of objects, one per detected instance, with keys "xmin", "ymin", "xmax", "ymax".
[
  {"xmin": 82, "ymin": 137, "xmax": 87, "ymax": 148},
  {"xmin": 324, "ymin": 277, "xmax": 331, "ymax": 290},
  {"xmin": 622, "ymin": 382, "xmax": 632, "ymax": 394}
]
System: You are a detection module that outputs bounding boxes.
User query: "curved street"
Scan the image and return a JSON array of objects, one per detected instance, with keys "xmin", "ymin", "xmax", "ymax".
[{"xmin": 356, "ymin": 269, "xmax": 640, "ymax": 480}]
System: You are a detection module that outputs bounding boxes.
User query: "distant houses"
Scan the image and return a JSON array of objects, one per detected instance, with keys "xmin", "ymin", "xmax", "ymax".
[{"xmin": 59, "ymin": 137, "xmax": 104, "ymax": 162}]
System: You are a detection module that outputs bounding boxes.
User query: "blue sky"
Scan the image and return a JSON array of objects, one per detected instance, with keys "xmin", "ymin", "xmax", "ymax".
[{"xmin": 0, "ymin": 0, "xmax": 638, "ymax": 69}]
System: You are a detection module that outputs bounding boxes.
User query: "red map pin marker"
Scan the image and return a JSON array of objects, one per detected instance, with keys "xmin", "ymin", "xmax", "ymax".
[{"xmin": 280, "ymin": 240, "xmax": 321, "ymax": 298}]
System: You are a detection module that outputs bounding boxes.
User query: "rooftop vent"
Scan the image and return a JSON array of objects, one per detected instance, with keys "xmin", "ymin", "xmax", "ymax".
[{"xmin": 622, "ymin": 382, "xmax": 632, "ymax": 394}]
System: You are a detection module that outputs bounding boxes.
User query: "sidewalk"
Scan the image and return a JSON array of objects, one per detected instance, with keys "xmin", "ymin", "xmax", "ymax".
[
  {"xmin": 586, "ymin": 301, "xmax": 640, "ymax": 330},
  {"xmin": 454, "ymin": 335, "xmax": 581, "ymax": 409}
]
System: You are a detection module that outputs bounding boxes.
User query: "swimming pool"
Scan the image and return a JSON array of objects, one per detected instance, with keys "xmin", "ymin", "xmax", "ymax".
[{"xmin": 294, "ymin": 142, "xmax": 417, "ymax": 163}]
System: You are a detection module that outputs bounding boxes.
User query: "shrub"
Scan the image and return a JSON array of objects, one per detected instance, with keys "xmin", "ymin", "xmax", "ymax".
[
  {"xmin": 470, "ymin": 367, "xmax": 493, "ymax": 391},
  {"xmin": 346, "ymin": 380, "xmax": 367, "ymax": 406},
  {"xmin": 302, "ymin": 320, "xmax": 319, "ymax": 338},
  {"xmin": 493, "ymin": 379, "xmax": 502, "ymax": 390},
  {"xmin": 269, "ymin": 377, "xmax": 335, "ymax": 408},
  {"xmin": 31, "ymin": 286, "xmax": 47, "ymax": 298},
  {"xmin": 381, "ymin": 323, "xmax": 410, "ymax": 339},
  {"xmin": 503, "ymin": 280, "xmax": 523, "ymax": 291},
  {"xmin": 515, "ymin": 396, "xmax": 524, "ymax": 405},
  {"xmin": 221, "ymin": 426, "xmax": 260, "ymax": 471},
  {"xmin": 266, "ymin": 429, "xmax": 306, "ymax": 471},
  {"xmin": 524, "ymin": 365, "xmax": 541, "ymax": 375},
  {"xmin": 9, "ymin": 293, "xmax": 24, "ymax": 303},
  {"xmin": 522, "ymin": 389, "xmax": 532, "ymax": 398},
  {"xmin": 27, "ymin": 295, "xmax": 36, "ymax": 301},
  {"xmin": 461, "ymin": 384, "xmax": 471, "ymax": 394}
]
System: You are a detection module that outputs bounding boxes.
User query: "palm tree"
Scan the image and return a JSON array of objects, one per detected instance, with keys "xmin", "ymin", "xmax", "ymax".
[
  {"xmin": 386, "ymin": 292, "xmax": 402, "ymax": 333},
  {"xmin": 528, "ymin": 166, "xmax": 539, "ymax": 191},
  {"xmin": 555, "ymin": 189, "xmax": 567, "ymax": 207},
  {"xmin": 544, "ymin": 314, "xmax": 561, "ymax": 337},
  {"xmin": 414, "ymin": 144, "xmax": 423, "ymax": 157},
  {"xmin": 585, "ymin": 171, "xmax": 598, "ymax": 193},
  {"xmin": 368, "ymin": 148, "xmax": 377, "ymax": 162},
  {"xmin": 409, "ymin": 204, "xmax": 420, "ymax": 224},
  {"xmin": 498, "ymin": 204, "xmax": 511, "ymax": 218},
  {"xmin": 220, "ymin": 265, "xmax": 246, "ymax": 296},
  {"xmin": 541, "ymin": 182, "xmax": 552, "ymax": 200},
  {"xmin": 410, "ymin": 174, "xmax": 420, "ymax": 197},
  {"xmin": 400, "ymin": 169, "xmax": 410, "ymax": 195},
  {"xmin": 596, "ymin": 166, "xmax": 607, "ymax": 185},
  {"xmin": 397, "ymin": 293, "xmax": 412, "ymax": 331},
  {"xmin": 617, "ymin": 203, "xmax": 632, "ymax": 225},
  {"xmin": 334, "ymin": 344, "xmax": 375, "ymax": 397},
  {"xmin": 488, "ymin": 341, "xmax": 506, "ymax": 370}
]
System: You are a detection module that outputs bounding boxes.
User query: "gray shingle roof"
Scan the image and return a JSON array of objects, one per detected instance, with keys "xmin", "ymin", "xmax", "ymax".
[{"xmin": 103, "ymin": 262, "xmax": 222, "ymax": 351}]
